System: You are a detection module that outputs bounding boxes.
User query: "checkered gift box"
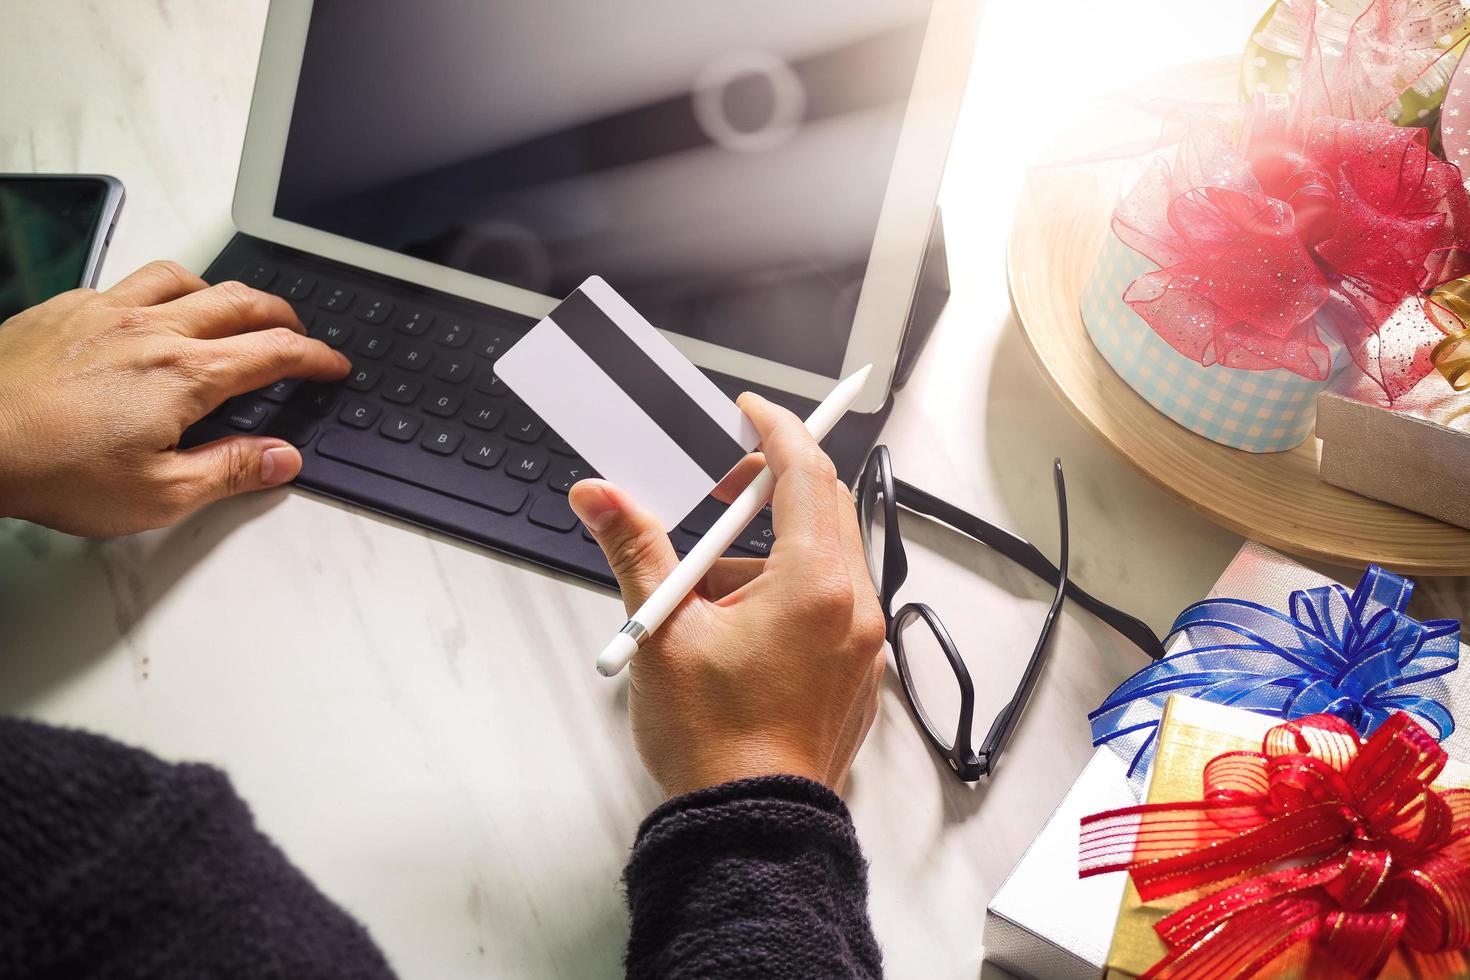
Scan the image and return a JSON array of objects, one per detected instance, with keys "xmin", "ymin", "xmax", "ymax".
[{"xmin": 1082, "ymin": 232, "xmax": 1343, "ymax": 453}]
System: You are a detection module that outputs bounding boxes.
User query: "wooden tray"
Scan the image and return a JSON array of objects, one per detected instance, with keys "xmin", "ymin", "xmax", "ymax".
[{"xmin": 1006, "ymin": 61, "xmax": 1470, "ymax": 576}]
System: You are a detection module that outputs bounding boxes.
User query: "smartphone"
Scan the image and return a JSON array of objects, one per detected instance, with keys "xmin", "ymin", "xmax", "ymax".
[{"xmin": 0, "ymin": 174, "xmax": 125, "ymax": 323}]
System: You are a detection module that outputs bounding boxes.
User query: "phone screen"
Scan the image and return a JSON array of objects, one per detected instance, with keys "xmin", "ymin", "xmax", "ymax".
[{"xmin": 0, "ymin": 177, "xmax": 111, "ymax": 323}]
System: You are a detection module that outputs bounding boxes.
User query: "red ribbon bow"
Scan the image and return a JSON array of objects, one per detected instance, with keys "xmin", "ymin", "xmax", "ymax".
[
  {"xmin": 1079, "ymin": 712, "xmax": 1470, "ymax": 978},
  {"xmin": 1113, "ymin": 0, "xmax": 1470, "ymax": 404},
  {"xmin": 1115, "ymin": 100, "xmax": 1470, "ymax": 403}
]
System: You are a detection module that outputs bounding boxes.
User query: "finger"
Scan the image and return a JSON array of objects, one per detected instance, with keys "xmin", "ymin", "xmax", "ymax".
[
  {"xmin": 736, "ymin": 392, "xmax": 841, "ymax": 553},
  {"xmin": 152, "ymin": 279, "xmax": 304, "ymax": 339},
  {"xmin": 696, "ymin": 557, "xmax": 765, "ymax": 601},
  {"xmin": 100, "ymin": 260, "xmax": 209, "ymax": 307},
  {"xmin": 711, "ymin": 453, "xmax": 765, "ymax": 504},
  {"xmin": 193, "ymin": 328, "xmax": 351, "ymax": 404},
  {"xmin": 569, "ymin": 479, "xmax": 679, "ymax": 612},
  {"xmin": 160, "ymin": 436, "xmax": 302, "ymax": 519}
]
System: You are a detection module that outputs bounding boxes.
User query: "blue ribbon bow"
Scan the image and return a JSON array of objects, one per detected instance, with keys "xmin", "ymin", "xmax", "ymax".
[{"xmin": 1090, "ymin": 565, "xmax": 1461, "ymax": 784}]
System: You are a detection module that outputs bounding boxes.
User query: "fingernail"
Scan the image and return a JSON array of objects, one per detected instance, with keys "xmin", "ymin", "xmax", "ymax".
[
  {"xmin": 260, "ymin": 446, "xmax": 297, "ymax": 486},
  {"xmin": 571, "ymin": 484, "xmax": 619, "ymax": 532}
]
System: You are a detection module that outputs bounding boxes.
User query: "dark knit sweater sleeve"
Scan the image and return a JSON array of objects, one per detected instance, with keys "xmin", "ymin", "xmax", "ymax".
[
  {"xmin": 0, "ymin": 716, "xmax": 395, "ymax": 979},
  {"xmin": 623, "ymin": 775, "xmax": 882, "ymax": 979}
]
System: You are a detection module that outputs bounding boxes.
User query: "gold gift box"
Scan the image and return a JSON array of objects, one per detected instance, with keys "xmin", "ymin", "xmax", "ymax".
[{"xmin": 1103, "ymin": 696, "xmax": 1470, "ymax": 979}]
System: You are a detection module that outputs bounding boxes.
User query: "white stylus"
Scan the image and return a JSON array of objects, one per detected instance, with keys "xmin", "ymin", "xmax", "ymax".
[{"xmin": 596, "ymin": 363, "xmax": 873, "ymax": 677}]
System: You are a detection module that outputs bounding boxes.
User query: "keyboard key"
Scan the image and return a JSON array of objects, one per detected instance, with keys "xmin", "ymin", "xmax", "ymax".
[
  {"xmin": 548, "ymin": 434, "xmax": 576, "ymax": 456},
  {"xmin": 474, "ymin": 370, "xmax": 507, "ymax": 396},
  {"xmin": 679, "ymin": 499, "xmax": 722, "ymax": 535},
  {"xmin": 383, "ymin": 378, "xmax": 421, "ymax": 405},
  {"xmin": 734, "ymin": 517, "xmax": 776, "ymax": 557},
  {"xmin": 297, "ymin": 383, "xmax": 340, "ymax": 417},
  {"xmin": 528, "ymin": 495, "xmax": 578, "ymax": 533},
  {"xmin": 379, "ymin": 412, "xmax": 422, "ymax": 442},
  {"xmin": 239, "ymin": 261, "xmax": 276, "ymax": 289},
  {"xmin": 226, "ymin": 401, "xmax": 270, "ymax": 431},
  {"xmin": 506, "ymin": 450, "xmax": 547, "ymax": 481},
  {"xmin": 345, "ymin": 366, "xmax": 381, "ymax": 392},
  {"xmin": 424, "ymin": 386, "xmax": 463, "ymax": 417},
  {"xmin": 433, "ymin": 357, "xmax": 472, "ymax": 384},
  {"xmin": 268, "ymin": 414, "xmax": 318, "ymax": 448},
  {"xmin": 312, "ymin": 320, "xmax": 352, "ymax": 348},
  {"xmin": 318, "ymin": 285, "xmax": 354, "ymax": 312},
  {"xmin": 353, "ymin": 333, "xmax": 394, "ymax": 359},
  {"xmin": 317, "ymin": 430, "xmax": 528, "ymax": 515},
  {"xmin": 420, "ymin": 424, "xmax": 463, "ymax": 455},
  {"xmin": 462, "ymin": 437, "xmax": 505, "ymax": 469},
  {"xmin": 434, "ymin": 321, "xmax": 471, "ymax": 349},
  {"xmin": 394, "ymin": 343, "xmax": 432, "ymax": 372},
  {"xmin": 261, "ymin": 379, "xmax": 299, "ymax": 403},
  {"xmin": 356, "ymin": 297, "xmax": 394, "ymax": 324},
  {"xmin": 279, "ymin": 272, "xmax": 316, "ymax": 301},
  {"xmin": 548, "ymin": 461, "xmax": 594, "ymax": 493},
  {"xmin": 473, "ymin": 332, "xmax": 515, "ymax": 360},
  {"xmin": 464, "ymin": 398, "xmax": 503, "ymax": 431},
  {"xmin": 340, "ymin": 400, "xmax": 381, "ymax": 429},
  {"xmin": 506, "ymin": 410, "xmax": 544, "ymax": 444},
  {"xmin": 396, "ymin": 311, "xmax": 433, "ymax": 336}
]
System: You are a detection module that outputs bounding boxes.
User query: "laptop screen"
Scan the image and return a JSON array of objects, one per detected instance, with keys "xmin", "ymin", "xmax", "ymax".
[{"xmin": 273, "ymin": 0, "xmax": 932, "ymax": 378}]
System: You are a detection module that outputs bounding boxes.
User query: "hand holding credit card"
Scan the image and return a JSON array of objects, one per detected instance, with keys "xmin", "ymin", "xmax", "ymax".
[{"xmin": 496, "ymin": 277, "xmax": 871, "ymax": 675}]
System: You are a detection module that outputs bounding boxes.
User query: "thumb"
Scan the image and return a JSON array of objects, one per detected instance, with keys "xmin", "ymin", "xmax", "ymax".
[
  {"xmin": 165, "ymin": 436, "xmax": 301, "ymax": 511},
  {"xmin": 569, "ymin": 479, "xmax": 678, "ymax": 611}
]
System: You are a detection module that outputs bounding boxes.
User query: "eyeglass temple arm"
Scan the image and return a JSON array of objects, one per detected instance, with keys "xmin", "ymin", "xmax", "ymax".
[
  {"xmin": 976, "ymin": 460, "xmax": 1069, "ymax": 775},
  {"xmin": 890, "ymin": 478, "xmax": 1166, "ymax": 661}
]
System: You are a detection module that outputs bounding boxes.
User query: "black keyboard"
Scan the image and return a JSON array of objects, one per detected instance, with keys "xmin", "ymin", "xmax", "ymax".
[{"xmin": 183, "ymin": 236, "xmax": 776, "ymax": 588}]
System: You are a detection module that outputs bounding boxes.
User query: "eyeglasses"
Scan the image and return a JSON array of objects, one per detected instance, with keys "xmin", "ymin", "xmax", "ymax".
[{"xmin": 856, "ymin": 445, "xmax": 1164, "ymax": 781}]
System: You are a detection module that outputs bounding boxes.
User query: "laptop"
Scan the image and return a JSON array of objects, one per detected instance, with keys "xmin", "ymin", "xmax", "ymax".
[{"xmin": 182, "ymin": 0, "xmax": 977, "ymax": 588}]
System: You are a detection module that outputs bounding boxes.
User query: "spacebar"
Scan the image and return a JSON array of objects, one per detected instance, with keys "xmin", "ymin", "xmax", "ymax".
[{"xmin": 316, "ymin": 430, "xmax": 528, "ymax": 515}]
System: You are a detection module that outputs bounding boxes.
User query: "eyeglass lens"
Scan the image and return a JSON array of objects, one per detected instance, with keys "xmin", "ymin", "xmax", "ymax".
[{"xmin": 893, "ymin": 609, "xmax": 962, "ymax": 751}]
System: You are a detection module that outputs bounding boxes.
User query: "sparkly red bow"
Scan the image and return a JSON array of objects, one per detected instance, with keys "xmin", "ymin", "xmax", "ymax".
[
  {"xmin": 1115, "ymin": 99, "xmax": 1470, "ymax": 403},
  {"xmin": 1114, "ymin": 0, "xmax": 1470, "ymax": 404},
  {"xmin": 1079, "ymin": 712, "xmax": 1470, "ymax": 978}
]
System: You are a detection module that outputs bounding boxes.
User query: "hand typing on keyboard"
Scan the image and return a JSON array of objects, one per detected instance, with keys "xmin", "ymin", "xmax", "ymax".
[
  {"xmin": 0, "ymin": 260, "xmax": 349, "ymax": 536},
  {"xmin": 569, "ymin": 393, "xmax": 887, "ymax": 798}
]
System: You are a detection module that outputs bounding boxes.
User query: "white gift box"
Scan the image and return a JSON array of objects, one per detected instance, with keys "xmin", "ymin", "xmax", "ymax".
[
  {"xmin": 983, "ymin": 541, "xmax": 1469, "ymax": 978},
  {"xmin": 983, "ymin": 749, "xmax": 1134, "ymax": 980}
]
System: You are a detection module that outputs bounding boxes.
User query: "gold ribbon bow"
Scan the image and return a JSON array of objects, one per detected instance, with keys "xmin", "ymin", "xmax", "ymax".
[{"xmin": 1424, "ymin": 280, "xmax": 1470, "ymax": 390}]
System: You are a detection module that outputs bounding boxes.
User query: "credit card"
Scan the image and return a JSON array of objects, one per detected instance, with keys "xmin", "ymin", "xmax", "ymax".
[{"xmin": 495, "ymin": 276, "xmax": 758, "ymax": 528}]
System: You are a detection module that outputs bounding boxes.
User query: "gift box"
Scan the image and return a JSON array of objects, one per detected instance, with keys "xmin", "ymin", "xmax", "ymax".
[
  {"xmin": 1078, "ymin": 0, "xmax": 1470, "ymax": 455},
  {"xmin": 1091, "ymin": 540, "xmax": 1470, "ymax": 790},
  {"xmin": 1317, "ymin": 372, "xmax": 1470, "ymax": 530},
  {"xmin": 1082, "ymin": 232, "xmax": 1343, "ymax": 453},
  {"xmin": 983, "ymin": 750, "xmax": 1135, "ymax": 980},
  {"xmin": 988, "ymin": 541, "xmax": 1467, "ymax": 978},
  {"xmin": 1091, "ymin": 696, "xmax": 1470, "ymax": 978}
]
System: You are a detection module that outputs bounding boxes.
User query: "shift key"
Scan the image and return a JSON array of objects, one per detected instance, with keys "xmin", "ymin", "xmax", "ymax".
[{"xmin": 316, "ymin": 430, "xmax": 528, "ymax": 515}]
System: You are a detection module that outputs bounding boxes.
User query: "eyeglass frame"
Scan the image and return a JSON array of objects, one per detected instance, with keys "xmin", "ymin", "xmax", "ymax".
[{"xmin": 856, "ymin": 445, "xmax": 1164, "ymax": 781}]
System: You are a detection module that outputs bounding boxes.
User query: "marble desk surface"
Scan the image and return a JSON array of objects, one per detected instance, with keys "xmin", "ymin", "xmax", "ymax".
[{"xmin": 3, "ymin": 3, "xmax": 1467, "ymax": 978}]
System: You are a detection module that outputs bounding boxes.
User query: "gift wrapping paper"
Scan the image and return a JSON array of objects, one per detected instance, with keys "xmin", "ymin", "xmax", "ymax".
[
  {"xmin": 983, "ymin": 750, "xmax": 1134, "ymax": 980},
  {"xmin": 1103, "ymin": 696, "xmax": 1470, "ymax": 979},
  {"xmin": 1317, "ymin": 372, "xmax": 1470, "ymax": 530},
  {"xmin": 1082, "ymin": 232, "xmax": 1344, "ymax": 453}
]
